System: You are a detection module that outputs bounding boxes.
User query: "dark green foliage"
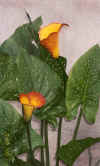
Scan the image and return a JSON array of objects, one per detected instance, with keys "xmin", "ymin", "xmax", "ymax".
[
  {"xmin": 16, "ymin": 51, "xmax": 65, "ymax": 121},
  {"xmin": 34, "ymin": 46, "xmax": 68, "ymax": 124},
  {"xmin": 11, "ymin": 158, "xmax": 42, "ymax": 166},
  {"xmin": 0, "ymin": 14, "xmax": 100, "ymax": 166},
  {"xmin": 0, "ymin": 17, "xmax": 67, "ymax": 124},
  {"xmin": 0, "ymin": 53, "xmax": 18, "ymax": 100},
  {"xmin": 0, "ymin": 100, "xmax": 43, "ymax": 161},
  {"xmin": 39, "ymin": 46, "xmax": 68, "ymax": 88},
  {"xmin": 58, "ymin": 137, "xmax": 100, "ymax": 166}
]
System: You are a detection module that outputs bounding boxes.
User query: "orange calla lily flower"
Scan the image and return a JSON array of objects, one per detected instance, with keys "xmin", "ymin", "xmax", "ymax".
[
  {"xmin": 19, "ymin": 92, "xmax": 46, "ymax": 121},
  {"xmin": 39, "ymin": 23, "xmax": 69, "ymax": 58}
]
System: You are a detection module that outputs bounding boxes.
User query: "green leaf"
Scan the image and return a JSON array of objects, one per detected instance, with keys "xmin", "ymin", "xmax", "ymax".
[
  {"xmin": 66, "ymin": 44, "xmax": 100, "ymax": 123},
  {"xmin": 35, "ymin": 92, "xmax": 66, "ymax": 121},
  {"xmin": 0, "ymin": 158, "xmax": 9, "ymax": 166},
  {"xmin": 0, "ymin": 16, "xmax": 67, "ymax": 123},
  {"xmin": 0, "ymin": 17, "xmax": 42, "ymax": 99},
  {"xmin": 12, "ymin": 158, "xmax": 41, "ymax": 166},
  {"xmin": 40, "ymin": 46, "xmax": 68, "ymax": 88},
  {"xmin": 0, "ymin": 16, "xmax": 42, "ymax": 56},
  {"xmin": 0, "ymin": 53, "xmax": 18, "ymax": 100},
  {"xmin": 12, "ymin": 158, "xmax": 28, "ymax": 166},
  {"xmin": 15, "ymin": 49, "xmax": 65, "ymax": 120},
  {"xmin": 0, "ymin": 99, "xmax": 43, "ymax": 160},
  {"xmin": 33, "ymin": 46, "xmax": 68, "ymax": 122},
  {"xmin": 58, "ymin": 137, "xmax": 100, "ymax": 166},
  {"xmin": 0, "ymin": 48, "xmax": 66, "ymax": 122}
]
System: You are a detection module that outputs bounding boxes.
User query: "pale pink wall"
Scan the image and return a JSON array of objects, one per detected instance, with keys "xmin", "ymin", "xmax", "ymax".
[{"xmin": 1, "ymin": 0, "xmax": 100, "ymax": 165}]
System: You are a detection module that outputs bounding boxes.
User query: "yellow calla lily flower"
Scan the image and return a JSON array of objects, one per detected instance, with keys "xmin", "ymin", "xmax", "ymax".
[{"xmin": 39, "ymin": 23, "xmax": 69, "ymax": 58}]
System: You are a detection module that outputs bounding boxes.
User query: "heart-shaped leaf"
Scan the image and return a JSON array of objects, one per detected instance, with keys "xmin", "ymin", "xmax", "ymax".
[
  {"xmin": 0, "ymin": 49, "xmax": 66, "ymax": 121},
  {"xmin": 0, "ymin": 17, "xmax": 67, "ymax": 122},
  {"xmin": 15, "ymin": 49, "xmax": 64, "ymax": 120},
  {"xmin": 0, "ymin": 99, "xmax": 43, "ymax": 160},
  {"xmin": 66, "ymin": 44, "xmax": 100, "ymax": 123},
  {"xmin": 58, "ymin": 137, "xmax": 100, "ymax": 166}
]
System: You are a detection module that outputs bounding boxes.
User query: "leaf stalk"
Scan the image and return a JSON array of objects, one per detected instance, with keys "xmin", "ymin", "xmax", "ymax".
[{"xmin": 56, "ymin": 117, "xmax": 63, "ymax": 166}]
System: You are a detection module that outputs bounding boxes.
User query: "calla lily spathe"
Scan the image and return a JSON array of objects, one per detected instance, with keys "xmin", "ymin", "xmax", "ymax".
[
  {"xmin": 39, "ymin": 23, "xmax": 69, "ymax": 58},
  {"xmin": 19, "ymin": 92, "xmax": 46, "ymax": 121}
]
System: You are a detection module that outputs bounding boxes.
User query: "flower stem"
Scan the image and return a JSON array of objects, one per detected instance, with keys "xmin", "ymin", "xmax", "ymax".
[
  {"xmin": 26, "ymin": 122, "xmax": 35, "ymax": 165},
  {"xmin": 56, "ymin": 117, "xmax": 63, "ymax": 166},
  {"xmin": 40, "ymin": 120, "xmax": 45, "ymax": 166},
  {"xmin": 22, "ymin": 105, "xmax": 34, "ymax": 165},
  {"xmin": 73, "ymin": 107, "xmax": 83, "ymax": 140},
  {"xmin": 44, "ymin": 120, "xmax": 50, "ymax": 166}
]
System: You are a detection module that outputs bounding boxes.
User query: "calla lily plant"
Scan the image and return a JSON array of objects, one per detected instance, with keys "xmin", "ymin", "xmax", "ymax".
[{"xmin": 0, "ymin": 13, "xmax": 100, "ymax": 166}]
